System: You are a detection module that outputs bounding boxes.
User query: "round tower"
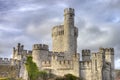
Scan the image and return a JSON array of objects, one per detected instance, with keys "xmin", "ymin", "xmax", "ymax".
[
  {"xmin": 32, "ymin": 44, "xmax": 49, "ymax": 70},
  {"xmin": 64, "ymin": 8, "xmax": 78, "ymax": 54}
]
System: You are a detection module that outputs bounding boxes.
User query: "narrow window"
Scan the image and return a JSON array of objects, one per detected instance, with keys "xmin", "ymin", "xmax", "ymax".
[
  {"xmin": 95, "ymin": 60, "xmax": 97, "ymax": 71},
  {"xmin": 60, "ymin": 61, "xmax": 61, "ymax": 64}
]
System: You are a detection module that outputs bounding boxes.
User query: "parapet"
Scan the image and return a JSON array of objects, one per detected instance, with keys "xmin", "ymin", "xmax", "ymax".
[
  {"xmin": 0, "ymin": 58, "xmax": 11, "ymax": 65},
  {"xmin": 105, "ymin": 48, "xmax": 114, "ymax": 52},
  {"xmin": 42, "ymin": 60, "xmax": 51, "ymax": 67},
  {"xmin": 105, "ymin": 48, "xmax": 114, "ymax": 55},
  {"xmin": 99, "ymin": 47, "xmax": 105, "ymax": 53},
  {"xmin": 13, "ymin": 43, "xmax": 24, "ymax": 54},
  {"xmin": 82, "ymin": 49, "xmax": 91, "ymax": 56},
  {"xmin": 80, "ymin": 61, "xmax": 91, "ymax": 69},
  {"xmin": 52, "ymin": 25, "xmax": 64, "ymax": 37},
  {"xmin": 33, "ymin": 44, "xmax": 49, "ymax": 50},
  {"xmin": 99, "ymin": 48, "xmax": 114, "ymax": 55},
  {"xmin": 64, "ymin": 8, "xmax": 74, "ymax": 16},
  {"xmin": 99, "ymin": 48, "xmax": 114, "ymax": 52},
  {"xmin": 91, "ymin": 53, "xmax": 97, "ymax": 57}
]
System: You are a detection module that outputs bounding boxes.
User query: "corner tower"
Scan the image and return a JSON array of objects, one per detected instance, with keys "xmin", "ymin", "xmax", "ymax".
[{"xmin": 64, "ymin": 8, "xmax": 78, "ymax": 54}]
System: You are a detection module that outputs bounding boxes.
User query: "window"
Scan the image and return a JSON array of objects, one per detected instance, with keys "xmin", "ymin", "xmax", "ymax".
[
  {"xmin": 70, "ymin": 14, "xmax": 72, "ymax": 17},
  {"xmin": 60, "ymin": 61, "xmax": 61, "ymax": 64},
  {"xmin": 95, "ymin": 60, "xmax": 97, "ymax": 71}
]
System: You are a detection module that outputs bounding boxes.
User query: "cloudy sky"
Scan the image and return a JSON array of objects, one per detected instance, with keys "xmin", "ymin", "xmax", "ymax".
[{"xmin": 0, "ymin": 0, "xmax": 120, "ymax": 69}]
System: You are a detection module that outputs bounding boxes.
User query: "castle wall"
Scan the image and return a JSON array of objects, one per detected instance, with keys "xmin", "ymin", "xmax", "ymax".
[
  {"xmin": 80, "ymin": 61, "xmax": 92, "ymax": 80},
  {"xmin": 19, "ymin": 64, "xmax": 28, "ymax": 80},
  {"xmin": 0, "ymin": 58, "xmax": 11, "ymax": 65},
  {"xmin": 91, "ymin": 53, "xmax": 103, "ymax": 80},
  {"xmin": 50, "ymin": 53, "xmax": 80, "ymax": 77},
  {"xmin": 52, "ymin": 25, "xmax": 64, "ymax": 52}
]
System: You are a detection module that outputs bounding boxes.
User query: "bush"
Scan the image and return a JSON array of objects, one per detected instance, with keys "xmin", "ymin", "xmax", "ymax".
[
  {"xmin": 25, "ymin": 56, "xmax": 40, "ymax": 80},
  {"xmin": 64, "ymin": 74, "xmax": 78, "ymax": 80},
  {"xmin": 38, "ymin": 71, "xmax": 48, "ymax": 80},
  {"xmin": 55, "ymin": 74, "xmax": 80, "ymax": 80},
  {"xmin": 55, "ymin": 77, "xmax": 65, "ymax": 80}
]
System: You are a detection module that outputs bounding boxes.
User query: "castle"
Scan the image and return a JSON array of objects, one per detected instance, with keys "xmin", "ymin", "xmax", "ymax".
[{"xmin": 0, "ymin": 8, "xmax": 115, "ymax": 80}]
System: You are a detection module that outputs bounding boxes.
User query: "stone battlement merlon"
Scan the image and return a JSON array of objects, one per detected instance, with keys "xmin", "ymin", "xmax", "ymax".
[
  {"xmin": 33, "ymin": 44, "xmax": 49, "ymax": 50},
  {"xmin": 13, "ymin": 43, "xmax": 24, "ymax": 52},
  {"xmin": 64, "ymin": 8, "xmax": 74, "ymax": 16},
  {"xmin": 0, "ymin": 58, "xmax": 12, "ymax": 65},
  {"xmin": 105, "ymin": 48, "xmax": 114, "ymax": 52},
  {"xmin": 80, "ymin": 61, "xmax": 91, "ymax": 68},
  {"xmin": 58, "ymin": 60, "xmax": 72, "ymax": 65},
  {"xmin": 91, "ymin": 53, "xmax": 98, "ymax": 57},
  {"xmin": 99, "ymin": 48, "xmax": 114, "ymax": 52},
  {"xmin": 82, "ymin": 49, "xmax": 91, "ymax": 56},
  {"xmin": 0, "ymin": 58, "xmax": 10, "ymax": 61},
  {"xmin": 99, "ymin": 48, "xmax": 114, "ymax": 55}
]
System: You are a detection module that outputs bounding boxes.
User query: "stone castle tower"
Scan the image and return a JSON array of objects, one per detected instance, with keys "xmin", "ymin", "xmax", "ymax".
[
  {"xmin": 3, "ymin": 8, "xmax": 114, "ymax": 80},
  {"xmin": 52, "ymin": 8, "xmax": 78, "ymax": 54}
]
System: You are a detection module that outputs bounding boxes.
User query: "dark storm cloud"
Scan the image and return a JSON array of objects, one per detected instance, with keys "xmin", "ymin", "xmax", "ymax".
[{"xmin": 0, "ymin": 0, "xmax": 120, "ymax": 68}]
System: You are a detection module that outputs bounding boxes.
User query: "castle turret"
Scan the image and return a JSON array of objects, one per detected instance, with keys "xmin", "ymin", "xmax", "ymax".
[
  {"xmin": 82, "ymin": 49, "xmax": 91, "ymax": 61},
  {"xmin": 64, "ymin": 8, "xmax": 78, "ymax": 54},
  {"xmin": 32, "ymin": 44, "xmax": 49, "ymax": 70},
  {"xmin": 104, "ymin": 48, "xmax": 115, "ymax": 80},
  {"xmin": 12, "ymin": 43, "xmax": 26, "ymax": 60}
]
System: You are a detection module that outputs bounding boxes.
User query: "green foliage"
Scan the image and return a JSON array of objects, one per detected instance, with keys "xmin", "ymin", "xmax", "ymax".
[
  {"xmin": 25, "ymin": 57, "xmax": 80, "ymax": 80},
  {"xmin": 55, "ymin": 74, "xmax": 79, "ymax": 80},
  {"xmin": 25, "ymin": 56, "xmax": 49, "ymax": 80},
  {"xmin": 55, "ymin": 77, "xmax": 65, "ymax": 80},
  {"xmin": 25, "ymin": 56, "xmax": 39, "ymax": 80},
  {"xmin": 64, "ymin": 74, "xmax": 78, "ymax": 80},
  {"xmin": 0, "ymin": 78, "xmax": 15, "ymax": 80}
]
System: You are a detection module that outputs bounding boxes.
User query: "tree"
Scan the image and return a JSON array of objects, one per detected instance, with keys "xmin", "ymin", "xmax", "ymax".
[{"xmin": 25, "ymin": 56, "xmax": 39, "ymax": 80}]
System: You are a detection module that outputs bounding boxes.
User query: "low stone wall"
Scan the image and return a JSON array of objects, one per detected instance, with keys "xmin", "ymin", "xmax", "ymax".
[{"xmin": 0, "ymin": 65, "xmax": 19, "ymax": 78}]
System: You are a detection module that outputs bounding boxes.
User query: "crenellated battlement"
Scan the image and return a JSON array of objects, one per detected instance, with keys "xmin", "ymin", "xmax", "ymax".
[
  {"xmin": 58, "ymin": 60, "xmax": 72, "ymax": 65},
  {"xmin": 105, "ymin": 48, "xmax": 114, "ymax": 52},
  {"xmin": 42, "ymin": 60, "xmax": 51, "ymax": 67},
  {"xmin": 99, "ymin": 48, "xmax": 114, "ymax": 52},
  {"xmin": 91, "ymin": 53, "xmax": 97, "ymax": 57},
  {"xmin": 64, "ymin": 8, "xmax": 74, "ymax": 16},
  {"xmin": 0, "ymin": 58, "xmax": 11, "ymax": 65},
  {"xmin": 52, "ymin": 25, "xmax": 64, "ymax": 36},
  {"xmin": 99, "ymin": 48, "xmax": 114, "ymax": 55},
  {"xmin": 80, "ymin": 61, "xmax": 91, "ymax": 69},
  {"xmin": 82, "ymin": 49, "xmax": 91, "ymax": 56},
  {"xmin": 14, "ymin": 43, "xmax": 24, "ymax": 52},
  {"xmin": 72, "ymin": 53, "xmax": 80, "ymax": 58},
  {"xmin": 33, "ymin": 44, "xmax": 49, "ymax": 50}
]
